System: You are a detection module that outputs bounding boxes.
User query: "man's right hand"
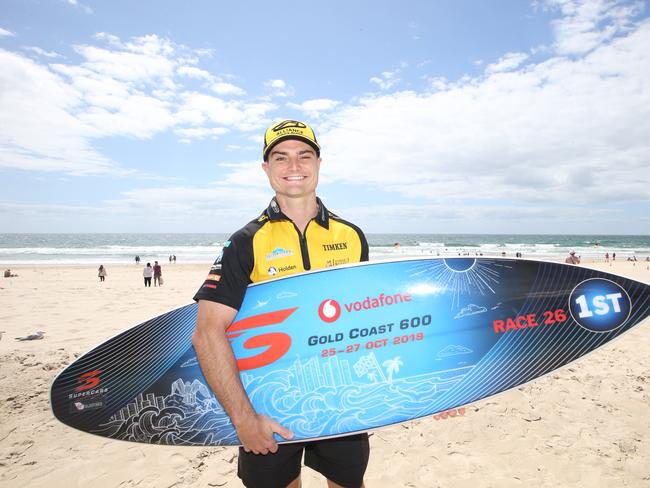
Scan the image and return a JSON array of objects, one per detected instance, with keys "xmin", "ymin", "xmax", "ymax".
[{"xmin": 236, "ymin": 413, "xmax": 294, "ymax": 455}]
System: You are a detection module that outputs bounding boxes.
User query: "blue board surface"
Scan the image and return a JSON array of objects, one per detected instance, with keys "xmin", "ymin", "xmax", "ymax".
[{"xmin": 50, "ymin": 258, "xmax": 650, "ymax": 445}]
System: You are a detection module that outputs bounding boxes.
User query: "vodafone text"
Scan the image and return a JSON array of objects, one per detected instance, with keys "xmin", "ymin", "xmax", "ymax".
[{"xmin": 343, "ymin": 292, "xmax": 412, "ymax": 313}]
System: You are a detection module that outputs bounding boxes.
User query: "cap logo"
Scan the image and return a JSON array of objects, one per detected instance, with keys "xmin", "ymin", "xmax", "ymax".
[
  {"xmin": 263, "ymin": 119, "xmax": 320, "ymax": 160},
  {"xmin": 272, "ymin": 120, "xmax": 307, "ymax": 132}
]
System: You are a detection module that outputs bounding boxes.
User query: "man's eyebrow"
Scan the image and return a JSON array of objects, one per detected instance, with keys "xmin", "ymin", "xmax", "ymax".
[{"xmin": 270, "ymin": 148, "xmax": 316, "ymax": 157}]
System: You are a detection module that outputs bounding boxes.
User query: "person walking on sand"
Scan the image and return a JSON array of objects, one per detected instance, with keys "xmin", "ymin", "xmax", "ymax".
[
  {"xmin": 193, "ymin": 120, "xmax": 369, "ymax": 488},
  {"xmin": 143, "ymin": 262, "xmax": 153, "ymax": 287},
  {"xmin": 153, "ymin": 261, "xmax": 163, "ymax": 286},
  {"xmin": 98, "ymin": 265, "xmax": 107, "ymax": 282}
]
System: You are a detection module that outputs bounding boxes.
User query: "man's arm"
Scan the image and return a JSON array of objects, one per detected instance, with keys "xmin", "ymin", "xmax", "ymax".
[{"xmin": 192, "ymin": 299, "xmax": 294, "ymax": 454}]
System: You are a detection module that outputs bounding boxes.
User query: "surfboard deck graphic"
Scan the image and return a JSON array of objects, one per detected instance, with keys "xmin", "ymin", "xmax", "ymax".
[{"xmin": 50, "ymin": 258, "xmax": 650, "ymax": 446}]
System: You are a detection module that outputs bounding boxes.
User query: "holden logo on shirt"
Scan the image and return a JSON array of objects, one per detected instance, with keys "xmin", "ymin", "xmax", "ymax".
[{"xmin": 268, "ymin": 265, "xmax": 297, "ymax": 276}]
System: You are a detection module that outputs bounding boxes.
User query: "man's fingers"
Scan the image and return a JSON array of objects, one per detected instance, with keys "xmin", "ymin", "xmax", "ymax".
[{"xmin": 269, "ymin": 419, "xmax": 294, "ymax": 441}]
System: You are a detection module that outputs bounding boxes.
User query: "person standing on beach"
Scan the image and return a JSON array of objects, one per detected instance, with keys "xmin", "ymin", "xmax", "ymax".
[
  {"xmin": 143, "ymin": 262, "xmax": 153, "ymax": 287},
  {"xmin": 193, "ymin": 120, "xmax": 369, "ymax": 488},
  {"xmin": 98, "ymin": 265, "xmax": 107, "ymax": 282},
  {"xmin": 565, "ymin": 251, "xmax": 581, "ymax": 264},
  {"xmin": 153, "ymin": 261, "xmax": 162, "ymax": 286},
  {"xmin": 135, "ymin": 255, "xmax": 140, "ymax": 265}
]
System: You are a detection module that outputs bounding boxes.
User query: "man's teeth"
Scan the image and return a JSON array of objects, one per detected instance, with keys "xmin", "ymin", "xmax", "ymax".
[{"xmin": 285, "ymin": 176, "xmax": 305, "ymax": 180}]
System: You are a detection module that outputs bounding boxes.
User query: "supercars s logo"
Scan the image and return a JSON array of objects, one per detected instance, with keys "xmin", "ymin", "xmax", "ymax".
[
  {"xmin": 226, "ymin": 308, "xmax": 297, "ymax": 371},
  {"xmin": 74, "ymin": 370, "xmax": 101, "ymax": 392},
  {"xmin": 318, "ymin": 299, "xmax": 341, "ymax": 323}
]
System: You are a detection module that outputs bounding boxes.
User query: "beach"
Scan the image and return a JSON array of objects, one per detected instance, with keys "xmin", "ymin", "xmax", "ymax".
[{"xmin": 1, "ymin": 259, "xmax": 649, "ymax": 487}]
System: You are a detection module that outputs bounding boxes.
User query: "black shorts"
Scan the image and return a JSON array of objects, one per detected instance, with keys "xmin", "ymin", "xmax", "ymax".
[{"xmin": 237, "ymin": 433, "xmax": 369, "ymax": 488}]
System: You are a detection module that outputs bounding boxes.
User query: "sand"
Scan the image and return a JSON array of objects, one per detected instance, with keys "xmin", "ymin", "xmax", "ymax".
[{"xmin": 1, "ymin": 259, "xmax": 649, "ymax": 487}]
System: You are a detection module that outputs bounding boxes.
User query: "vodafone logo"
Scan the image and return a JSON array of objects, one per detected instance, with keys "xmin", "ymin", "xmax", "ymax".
[{"xmin": 318, "ymin": 299, "xmax": 341, "ymax": 323}]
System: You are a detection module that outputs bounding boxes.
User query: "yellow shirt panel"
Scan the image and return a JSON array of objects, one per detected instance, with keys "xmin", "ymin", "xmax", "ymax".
[
  {"xmin": 306, "ymin": 219, "xmax": 363, "ymax": 270},
  {"xmin": 249, "ymin": 219, "xmax": 364, "ymax": 283}
]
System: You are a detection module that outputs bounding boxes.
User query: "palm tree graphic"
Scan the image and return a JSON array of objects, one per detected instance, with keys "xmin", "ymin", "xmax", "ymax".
[{"xmin": 382, "ymin": 357, "xmax": 404, "ymax": 384}]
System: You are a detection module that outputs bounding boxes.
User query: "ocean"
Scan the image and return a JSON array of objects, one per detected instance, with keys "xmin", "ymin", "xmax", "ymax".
[{"xmin": 1, "ymin": 233, "xmax": 649, "ymax": 266}]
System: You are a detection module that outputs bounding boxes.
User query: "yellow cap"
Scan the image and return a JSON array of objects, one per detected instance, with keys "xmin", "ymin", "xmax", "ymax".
[{"xmin": 263, "ymin": 120, "xmax": 320, "ymax": 160}]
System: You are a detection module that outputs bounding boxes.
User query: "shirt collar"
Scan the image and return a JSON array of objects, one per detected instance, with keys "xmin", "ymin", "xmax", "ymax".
[{"xmin": 266, "ymin": 197, "xmax": 330, "ymax": 229}]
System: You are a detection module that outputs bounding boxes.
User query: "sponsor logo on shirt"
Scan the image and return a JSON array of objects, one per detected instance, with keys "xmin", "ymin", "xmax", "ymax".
[
  {"xmin": 322, "ymin": 242, "xmax": 348, "ymax": 251},
  {"xmin": 206, "ymin": 274, "xmax": 221, "ymax": 281},
  {"xmin": 268, "ymin": 265, "xmax": 297, "ymax": 276},
  {"xmin": 266, "ymin": 247, "xmax": 293, "ymax": 261}
]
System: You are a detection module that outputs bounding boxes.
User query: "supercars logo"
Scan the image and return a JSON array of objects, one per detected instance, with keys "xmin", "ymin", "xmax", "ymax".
[
  {"xmin": 226, "ymin": 308, "xmax": 297, "ymax": 371},
  {"xmin": 318, "ymin": 299, "xmax": 341, "ymax": 323},
  {"xmin": 74, "ymin": 370, "xmax": 101, "ymax": 392}
]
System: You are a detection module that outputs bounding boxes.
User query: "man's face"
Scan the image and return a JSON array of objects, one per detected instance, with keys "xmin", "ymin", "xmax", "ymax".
[{"xmin": 262, "ymin": 139, "xmax": 321, "ymax": 199}]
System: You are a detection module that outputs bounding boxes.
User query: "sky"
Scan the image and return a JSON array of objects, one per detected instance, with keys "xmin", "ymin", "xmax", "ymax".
[{"xmin": 1, "ymin": 0, "xmax": 649, "ymax": 235}]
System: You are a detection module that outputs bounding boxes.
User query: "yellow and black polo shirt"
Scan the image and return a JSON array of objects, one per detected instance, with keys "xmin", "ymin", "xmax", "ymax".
[{"xmin": 194, "ymin": 197, "xmax": 368, "ymax": 310}]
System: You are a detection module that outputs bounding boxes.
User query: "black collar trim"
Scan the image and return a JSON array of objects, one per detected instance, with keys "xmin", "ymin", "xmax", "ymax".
[{"xmin": 265, "ymin": 197, "xmax": 329, "ymax": 229}]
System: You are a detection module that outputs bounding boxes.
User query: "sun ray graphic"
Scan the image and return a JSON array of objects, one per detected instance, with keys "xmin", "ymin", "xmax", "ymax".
[{"xmin": 407, "ymin": 258, "xmax": 511, "ymax": 308}]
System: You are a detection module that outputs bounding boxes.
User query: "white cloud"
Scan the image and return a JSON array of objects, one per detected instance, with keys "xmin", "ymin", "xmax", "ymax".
[
  {"xmin": 0, "ymin": 33, "xmax": 278, "ymax": 172},
  {"xmin": 0, "ymin": 27, "xmax": 16, "ymax": 38},
  {"xmin": 0, "ymin": 182, "xmax": 270, "ymax": 232},
  {"xmin": 0, "ymin": 48, "xmax": 123, "ymax": 175},
  {"xmin": 319, "ymin": 16, "xmax": 650, "ymax": 210},
  {"xmin": 287, "ymin": 98, "xmax": 341, "ymax": 118},
  {"xmin": 72, "ymin": 37, "xmax": 177, "ymax": 83},
  {"xmin": 264, "ymin": 79, "xmax": 294, "ymax": 97},
  {"xmin": 177, "ymin": 65, "xmax": 213, "ymax": 80},
  {"xmin": 177, "ymin": 66, "xmax": 245, "ymax": 96},
  {"xmin": 369, "ymin": 70, "xmax": 401, "ymax": 90},
  {"xmin": 175, "ymin": 92, "xmax": 276, "ymax": 133},
  {"xmin": 544, "ymin": 0, "xmax": 644, "ymax": 55},
  {"xmin": 211, "ymin": 81, "xmax": 245, "ymax": 96},
  {"xmin": 23, "ymin": 46, "xmax": 63, "ymax": 58},
  {"xmin": 486, "ymin": 52, "xmax": 530, "ymax": 73}
]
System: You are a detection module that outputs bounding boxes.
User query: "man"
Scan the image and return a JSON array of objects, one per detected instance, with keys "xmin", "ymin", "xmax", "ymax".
[
  {"xmin": 565, "ymin": 251, "xmax": 580, "ymax": 265},
  {"xmin": 192, "ymin": 120, "xmax": 369, "ymax": 488},
  {"xmin": 153, "ymin": 261, "xmax": 163, "ymax": 286}
]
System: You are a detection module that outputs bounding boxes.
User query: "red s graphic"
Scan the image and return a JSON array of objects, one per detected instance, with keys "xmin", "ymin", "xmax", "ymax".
[
  {"xmin": 226, "ymin": 308, "xmax": 297, "ymax": 371},
  {"xmin": 74, "ymin": 370, "xmax": 101, "ymax": 392}
]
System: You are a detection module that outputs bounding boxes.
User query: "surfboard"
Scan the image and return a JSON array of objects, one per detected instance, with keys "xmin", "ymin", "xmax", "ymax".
[{"xmin": 50, "ymin": 258, "xmax": 650, "ymax": 446}]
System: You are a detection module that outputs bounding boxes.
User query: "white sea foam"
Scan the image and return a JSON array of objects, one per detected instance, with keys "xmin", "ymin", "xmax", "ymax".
[{"xmin": 1, "ymin": 234, "xmax": 648, "ymax": 265}]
